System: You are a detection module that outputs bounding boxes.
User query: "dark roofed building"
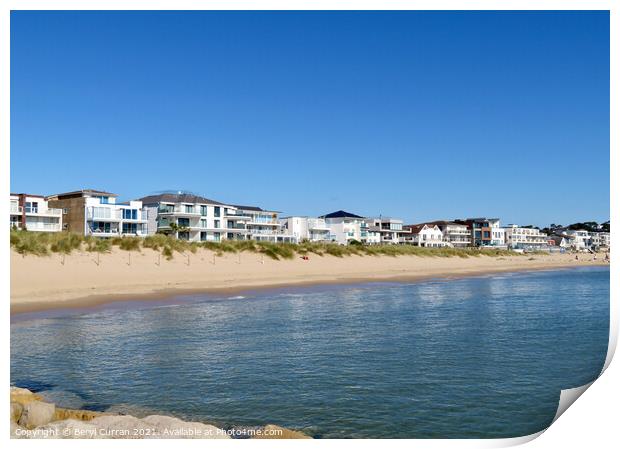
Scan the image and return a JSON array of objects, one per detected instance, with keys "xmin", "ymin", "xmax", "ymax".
[
  {"xmin": 319, "ymin": 210, "xmax": 365, "ymax": 219},
  {"xmin": 139, "ymin": 192, "xmax": 224, "ymax": 206}
]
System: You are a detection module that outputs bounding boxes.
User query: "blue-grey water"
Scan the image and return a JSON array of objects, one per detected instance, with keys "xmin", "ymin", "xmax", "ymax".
[{"xmin": 11, "ymin": 267, "xmax": 609, "ymax": 438}]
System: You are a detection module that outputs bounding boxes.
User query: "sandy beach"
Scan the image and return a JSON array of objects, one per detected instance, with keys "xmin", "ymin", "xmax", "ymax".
[{"xmin": 10, "ymin": 248, "xmax": 607, "ymax": 314}]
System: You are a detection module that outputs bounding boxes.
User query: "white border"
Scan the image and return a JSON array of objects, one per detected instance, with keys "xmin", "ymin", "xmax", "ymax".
[{"xmin": 2, "ymin": 2, "xmax": 616, "ymax": 447}]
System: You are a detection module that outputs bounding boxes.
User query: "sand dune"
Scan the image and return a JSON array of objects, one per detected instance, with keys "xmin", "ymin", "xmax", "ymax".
[{"xmin": 11, "ymin": 248, "xmax": 607, "ymax": 314}]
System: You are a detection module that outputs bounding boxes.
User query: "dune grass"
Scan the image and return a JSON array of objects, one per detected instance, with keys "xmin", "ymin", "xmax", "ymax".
[{"xmin": 10, "ymin": 229, "xmax": 522, "ymax": 260}]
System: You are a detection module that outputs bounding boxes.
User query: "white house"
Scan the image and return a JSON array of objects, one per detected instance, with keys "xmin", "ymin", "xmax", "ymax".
[
  {"xmin": 564, "ymin": 229, "xmax": 592, "ymax": 251},
  {"xmin": 10, "ymin": 193, "xmax": 63, "ymax": 232},
  {"xmin": 320, "ymin": 210, "xmax": 368, "ymax": 245},
  {"xmin": 279, "ymin": 216, "xmax": 333, "ymax": 242},
  {"xmin": 504, "ymin": 225, "xmax": 548, "ymax": 250},
  {"xmin": 365, "ymin": 217, "xmax": 406, "ymax": 244},
  {"xmin": 401, "ymin": 224, "xmax": 447, "ymax": 247},
  {"xmin": 425, "ymin": 221, "xmax": 471, "ymax": 247},
  {"xmin": 232, "ymin": 205, "xmax": 297, "ymax": 243},
  {"xmin": 459, "ymin": 218, "xmax": 506, "ymax": 247}
]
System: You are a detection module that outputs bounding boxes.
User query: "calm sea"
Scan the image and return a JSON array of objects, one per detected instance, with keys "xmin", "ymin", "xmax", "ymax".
[{"xmin": 11, "ymin": 266, "xmax": 609, "ymax": 438}]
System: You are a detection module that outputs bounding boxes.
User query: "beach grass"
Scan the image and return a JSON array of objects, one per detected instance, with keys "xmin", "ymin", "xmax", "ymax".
[{"xmin": 9, "ymin": 229, "xmax": 521, "ymax": 260}]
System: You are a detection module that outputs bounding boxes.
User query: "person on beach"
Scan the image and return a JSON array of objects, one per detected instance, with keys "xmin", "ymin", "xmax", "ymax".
[{"xmin": 575, "ymin": 254, "xmax": 579, "ymax": 261}]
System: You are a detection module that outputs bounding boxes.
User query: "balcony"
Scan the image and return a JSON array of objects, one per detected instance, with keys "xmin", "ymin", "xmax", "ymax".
[
  {"xmin": 10, "ymin": 204, "xmax": 21, "ymax": 214},
  {"xmin": 87, "ymin": 209, "xmax": 122, "ymax": 221},
  {"xmin": 224, "ymin": 211, "xmax": 252, "ymax": 220},
  {"xmin": 23, "ymin": 206, "xmax": 62, "ymax": 217},
  {"xmin": 25, "ymin": 222, "xmax": 62, "ymax": 232},
  {"xmin": 158, "ymin": 205, "xmax": 202, "ymax": 217}
]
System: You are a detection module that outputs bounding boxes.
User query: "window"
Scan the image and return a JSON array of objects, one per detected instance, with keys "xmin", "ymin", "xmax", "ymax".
[
  {"xmin": 483, "ymin": 231, "xmax": 491, "ymax": 238},
  {"xmin": 185, "ymin": 205, "xmax": 195, "ymax": 214},
  {"xmin": 214, "ymin": 220, "xmax": 220, "ymax": 228},
  {"xmin": 122, "ymin": 209, "xmax": 138, "ymax": 220},
  {"xmin": 178, "ymin": 218, "xmax": 190, "ymax": 227},
  {"xmin": 62, "ymin": 208, "xmax": 68, "ymax": 214},
  {"xmin": 97, "ymin": 196, "xmax": 109, "ymax": 204},
  {"xmin": 200, "ymin": 205, "xmax": 208, "ymax": 216},
  {"xmin": 214, "ymin": 232, "xmax": 220, "ymax": 242},
  {"xmin": 200, "ymin": 219, "xmax": 207, "ymax": 228},
  {"xmin": 214, "ymin": 207, "xmax": 221, "ymax": 217},
  {"xmin": 122, "ymin": 223, "xmax": 137, "ymax": 234}
]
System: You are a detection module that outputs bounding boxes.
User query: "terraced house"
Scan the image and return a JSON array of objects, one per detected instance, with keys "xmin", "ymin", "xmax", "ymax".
[
  {"xmin": 47, "ymin": 189, "xmax": 147, "ymax": 237},
  {"xmin": 10, "ymin": 193, "xmax": 63, "ymax": 232}
]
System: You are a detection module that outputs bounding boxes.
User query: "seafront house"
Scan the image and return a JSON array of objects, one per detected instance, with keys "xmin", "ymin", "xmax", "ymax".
[
  {"xmin": 456, "ymin": 218, "xmax": 506, "ymax": 248},
  {"xmin": 365, "ymin": 217, "xmax": 407, "ymax": 244},
  {"xmin": 319, "ymin": 210, "xmax": 369, "ymax": 245},
  {"xmin": 279, "ymin": 216, "xmax": 334, "ymax": 242},
  {"xmin": 232, "ymin": 205, "xmax": 297, "ymax": 243},
  {"xmin": 424, "ymin": 221, "xmax": 471, "ymax": 247},
  {"xmin": 599, "ymin": 232, "xmax": 611, "ymax": 249},
  {"xmin": 47, "ymin": 189, "xmax": 147, "ymax": 237},
  {"xmin": 588, "ymin": 231, "xmax": 610, "ymax": 251},
  {"xmin": 400, "ymin": 223, "xmax": 446, "ymax": 247},
  {"xmin": 564, "ymin": 229, "xmax": 592, "ymax": 251},
  {"xmin": 138, "ymin": 192, "xmax": 242, "ymax": 242},
  {"xmin": 503, "ymin": 225, "xmax": 549, "ymax": 251},
  {"xmin": 9, "ymin": 193, "xmax": 63, "ymax": 232}
]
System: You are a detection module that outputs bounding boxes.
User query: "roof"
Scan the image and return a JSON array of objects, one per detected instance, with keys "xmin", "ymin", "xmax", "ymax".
[
  {"xmin": 320, "ymin": 210, "xmax": 365, "ymax": 219},
  {"xmin": 465, "ymin": 217, "xmax": 500, "ymax": 222},
  {"xmin": 47, "ymin": 189, "xmax": 118, "ymax": 199},
  {"xmin": 405, "ymin": 223, "xmax": 440, "ymax": 234},
  {"xmin": 10, "ymin": 193, "xmax": 46, "ymax": 198},
  {"xmin": 231, "ymin": 204, "xmax": 264, "ymax": 212},
  {"xmin": 138, "ymin": 193, "xmax": 224, "ymax": 205},
  {"xmin": 425, "ymin": 220, "xmax": 466, "ymax": 227}
]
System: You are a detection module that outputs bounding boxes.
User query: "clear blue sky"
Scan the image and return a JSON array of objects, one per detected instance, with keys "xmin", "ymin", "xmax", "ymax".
[{"xmin": 11, "ymin": 11, "xmax": 609, "ymax": 227}]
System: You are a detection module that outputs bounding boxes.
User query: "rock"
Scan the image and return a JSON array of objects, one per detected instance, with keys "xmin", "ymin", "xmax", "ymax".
[
  {"xmin": 18, "ymin": 400, "xmax": 56, "ymax": 429},
  {"xmin": 11, "ymin": 402, "xmax": 24, "ymax": 422},
  {"xmin": 88, "ymin": 415, "xmax": 153, "ymax": 439},
  {"xmin": 10, "ymin": 387, "xmax": 43, "ymax": 405},
  {"xmin": 54, "ymin": 407, "xmax": 106, "ymax": 422},
  {"xmin": 34, "ymin": 419, "xmax": 99, "ymax": 439},
  {"xmin": 253, "ymin": 424, "xmax": 311, "ymax": 439},
  {"xmin": 142, "ymin": 415, "xmax": 230, "ymax": 439}
]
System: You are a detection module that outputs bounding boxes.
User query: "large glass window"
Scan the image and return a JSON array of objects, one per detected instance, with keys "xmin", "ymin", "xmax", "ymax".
[
  {"xmin": 122, "ymin": 223, "xmax": 137, "ymax": 234},
  {"xmin": 214, "ymin": 207, "xmax": 221, "ymax": 217},
  {"xmin": 122, "ymin": 209, "xmax": 138, "ymax": 220},
  {"xmin": 97, "ymin": 196, "xmax": 109, "ymax": 204},
  {"xmin": 178, "ymin": 218, "xmax": 190, "ymax": 227},
  {"xmin": 200, "ymin": 205, "xmax": 208, "ymax": 216}
]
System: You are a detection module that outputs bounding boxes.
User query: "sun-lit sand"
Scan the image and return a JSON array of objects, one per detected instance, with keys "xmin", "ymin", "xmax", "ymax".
[{"xmin": 10, "ymin": 248, "xmax": 607, "ymax": 314}]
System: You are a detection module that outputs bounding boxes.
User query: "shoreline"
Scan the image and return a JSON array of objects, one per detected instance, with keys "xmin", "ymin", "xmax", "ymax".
[{"xmin": 11, "ymin": 248, "xmax": 608, "ymax": 315}]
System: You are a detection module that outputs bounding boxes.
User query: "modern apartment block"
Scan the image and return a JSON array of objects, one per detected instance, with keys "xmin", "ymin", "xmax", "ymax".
[
  {"xmin": 457, "ymin": 218, "xmax": 506, "ymax": 247},
  {"xmin": 279, "ymin": 216, "xmax": 333, "ymax": 242},
  {"xmin": 319, "ymin": 210, "xmax": 370, "ymax": 245},
  {"xmin": 139, "ymin": 193, "xmax": 242, "ymax": 242},
  {"xmin": 503, "ymin": 225, "xmax": 548, "ymax": 250},
  {"xmin": 232, "ymin": 205, "xmax": 297, "ymax": 243},
  {"xmin": 47, "ymin": 189, "xmax": 147, "ymax": 237},
  {"xmin": 400, "ymin": 224, "xmax": 446, "ymax": 247},
  {"xmin": 563, "ymin": 229, "xmax": 592, "ymax": 251},
  {"xmin": 365, "ymin": 217, "xmax": 407, "ymax": 244},
  {"xmin": 424, "ymin": 221, "xmax": 471, "ymax": 247},
  {"xmin": 10, "ymin": 193, "xmax": 63, "ymax": 232}
]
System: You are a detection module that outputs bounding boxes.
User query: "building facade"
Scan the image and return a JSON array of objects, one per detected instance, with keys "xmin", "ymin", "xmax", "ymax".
[
  {"xmin": 401, "ymin": 224, "xmax": 447, "ymax": 247},
  {"xmin": 504, "ymin": 225, "xmax": 548, "ymax": 250},
  {"xmin": 564, "ymin": 229, "xmax": 592, "ymax": 251},
  {"xmin": 232, "ymin": 205, "xmax": 296, "ymax": 243},
  {"xmin": 424, "ymin": 221, "xmax": 471, "ymax": 247},
  {"xmin": 457, "ymin": 218, "xmax": 506, "ymax": 247},
  {"xmin": 320, "ymin": 210, "xmax": 369, "ymax": 245},
  {"xmin": 47, "ymin": 189, "xmax": 147, "ymax": 237},
  {"xmin": 10, "ymin": 193, "xmax": 63, "ymax": 232},
  {"xmin": 139, "ymin": 193, "xmax": 243, "ymax": 242},
  {"xmin": 279, "ymin": 216, "xmax": 333, "ymax": 242},
  {"xmin": 365, "ymin": 217, "xmax": 407, "ymax": 244}
]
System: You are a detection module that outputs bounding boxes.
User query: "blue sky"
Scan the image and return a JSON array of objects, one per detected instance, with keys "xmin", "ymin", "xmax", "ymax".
[{"xmin": 11, "ymin": 11, "xmax": 609, "ymax": 227}]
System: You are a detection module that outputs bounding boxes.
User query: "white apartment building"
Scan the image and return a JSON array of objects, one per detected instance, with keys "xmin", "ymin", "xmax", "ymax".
[
  {"xmin": 279, "ymin": 216, "xmax": 333, "ymax": 242},
  {"xmin": 599, "ymin": 232, "xmax": 611, "ymax": 248},
  {"xmin": 140, "ymin": 193, "xmax": 241, "ymax": 242},
  {"xmin": 232, "ymin": 205, "xmax": 297, "ymax": 243},
  {"xmin": 365, "ymin": 217, "xmax": 406, "ymax": 244},
  {"xmin": 401, "ymin": 224, "xmax": 447, "ymax": 247},
  {"xmin": 425, "ymin": 221, "xmax": 471, "ymax": 247},
  {"xmin": 48, "ymin": 190, "xmax": 147, "ymax": 237},
  {"xmin": 320, "ymin": 210, "xmax": 369, "ymax": 245},
  {"xmin": 504, "ymin": 225, "xmax": 548, "ymax": 250},
  {"xmin": 10, "ymin": 193, "xmax": 63, "ymax": 232}
]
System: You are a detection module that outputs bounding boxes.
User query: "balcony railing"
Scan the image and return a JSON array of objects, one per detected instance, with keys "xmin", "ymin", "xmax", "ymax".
[
  {"xmin": 88, "ymin": 208, "xmax": 122, "ymax": 220},
  {"xmin": 23, "ymin": 206, "xmax": 62, "ymax": 216},
  {"xmin": 25, "ymin": 222, "xmax": 62, "ymax": 232},
  {"xmin": 10, "ymin": 204, "xmax": 22, "ymax": 214},
  {"xmin": 158, "ymin": 205, "xmax": 202, "ymax": 215}
]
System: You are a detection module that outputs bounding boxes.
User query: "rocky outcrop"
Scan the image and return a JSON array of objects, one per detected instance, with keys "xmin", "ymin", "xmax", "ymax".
[
  {"xmin": 18, "ymin": 400, "xmax": 56, "ymax": 429},
  {"xmin": 9, "ymin": 387, "xmax": 310, "ymax": 439}
]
